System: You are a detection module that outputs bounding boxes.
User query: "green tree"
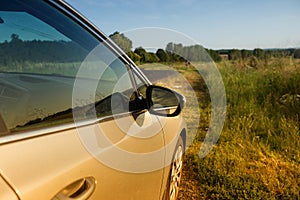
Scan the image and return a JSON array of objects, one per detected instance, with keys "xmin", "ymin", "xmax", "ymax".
[
  {"xmin": 253, "ymin": 48, "xmax": 265, "ymax": 60},
  {"xmin": 10, "ymin": 33, "xmax": 22, "ymax": 43},
  {"xmin": 145, "ymin": 52, "xmax": 160, "ymax": 63},
  {"xmin": 134, "ymin": 47, "xmax": 160, "ymax": 63},
  {"xmin": 134, "ymin": 47, "xmax": 147, "ymax": 63},
  {"xmin": 156, "ymin": 49, "xmax": 169, "ymax": 62},
  {"xmin": 166, "ymin": 42, "xmax": 174, "ymax": 53},
  {"xmin": 109, "ymin": 31, "xmax": 132, "ymax": 53},
  {"xmin": 293, "ymin": 49, "xmax": 300, "ymax": 59},
  {"xmin": 127, "ymin": 51, "xmax": 141, "ymax": 64},
  {"xmin": 174, "ymin": 43, "xmax": 183, "ymax": 56},
  {"xmin": 207, "ymin": 49, "xmax": 222, "ymax": 62},
  {"xmin": 241, "ymin": 49, "xmax": 252, "ymax": 60},
  {"xmin": 229, "ymin": 49, "xmax": 242, "ymax": 60}
]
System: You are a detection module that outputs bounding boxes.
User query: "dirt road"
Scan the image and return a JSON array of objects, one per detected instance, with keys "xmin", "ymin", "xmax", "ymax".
[{"xmin": 143, "ymin": 69, "xmax": 202, "ymax": 199}]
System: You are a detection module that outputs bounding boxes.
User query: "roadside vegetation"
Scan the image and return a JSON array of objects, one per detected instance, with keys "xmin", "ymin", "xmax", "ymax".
[
  {"xmin": 177, "ymin": 57, "xmax": 300, "ymax": 199},
  {"xmin": 109, "ymin": 32, "xmax": 300, "ymax": 199},
  {"xmin": 138, "ymin": 57, "xmax": 300, "ymax": 199}
]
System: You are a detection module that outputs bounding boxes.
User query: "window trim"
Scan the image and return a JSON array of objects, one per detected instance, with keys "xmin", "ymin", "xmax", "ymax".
[{"xmin": 0, "ymin": 112, "xmax": 132, "ymax": 145}]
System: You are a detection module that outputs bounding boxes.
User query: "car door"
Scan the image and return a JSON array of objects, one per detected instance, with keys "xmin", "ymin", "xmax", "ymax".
[
  {"xmin": 0, "ymin": 175, "xmax": 18, "ymax": 200},
  {"xmin": 0, "ymin": 0, "xmax": 166, "ymax": 199}
]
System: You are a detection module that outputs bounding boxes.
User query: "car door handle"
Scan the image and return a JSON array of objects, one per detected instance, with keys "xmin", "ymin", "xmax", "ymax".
[{"xmin": 52, "ymin": 177, "xmax": 96, "ymax": 200}]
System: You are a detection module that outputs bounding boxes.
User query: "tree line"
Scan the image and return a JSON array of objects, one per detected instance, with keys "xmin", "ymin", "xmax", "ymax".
[
  {"xmin": 0, "ymin": 34, "xmax": 87, "ymax": 66},
  {"xmin": 109, "ymin": 32, "xmax": 222, "ymax": 63},
  {"xmin": 220, "ymin": 48, "xmax": 299, "ymax": 60},
  {"xmin": 0, "ymin": 33, "xmax": 299, "ymax": 68},
  {"xmin": 109, "ymin": 32, "xmax": 300, "ymax": 65}
]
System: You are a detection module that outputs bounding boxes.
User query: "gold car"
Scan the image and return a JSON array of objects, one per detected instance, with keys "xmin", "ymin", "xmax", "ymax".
[{"xmin": 0, "ymin": 0, "xmax": 186, "ymax": 199}]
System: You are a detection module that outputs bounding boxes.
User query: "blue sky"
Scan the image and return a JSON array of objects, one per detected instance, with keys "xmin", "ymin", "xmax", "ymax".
[{"xmin": 66, "ymin": 0, "xmax": 300, "ymax": 50}]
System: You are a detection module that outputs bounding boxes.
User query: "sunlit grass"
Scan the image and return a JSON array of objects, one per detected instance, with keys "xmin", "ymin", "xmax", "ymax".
[{"xmin": 140, "ymin": 58, "xmax": 300, "ymax": 199}]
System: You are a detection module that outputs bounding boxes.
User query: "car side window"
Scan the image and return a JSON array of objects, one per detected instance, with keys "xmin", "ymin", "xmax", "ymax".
[{"xmin": 0, "ymin": 0, "xmax": 136, "ymax": 135}]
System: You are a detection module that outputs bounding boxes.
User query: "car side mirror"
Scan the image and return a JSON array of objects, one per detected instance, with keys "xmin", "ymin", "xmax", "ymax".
[{"xmin": 146, "ymin": 85, "xmax": 185, "ymax": 117}]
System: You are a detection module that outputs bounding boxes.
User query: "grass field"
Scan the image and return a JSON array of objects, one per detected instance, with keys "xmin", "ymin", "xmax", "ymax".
[{"xmin": 140, "ymin": 58, "xmax": 300, "ymax": 199}]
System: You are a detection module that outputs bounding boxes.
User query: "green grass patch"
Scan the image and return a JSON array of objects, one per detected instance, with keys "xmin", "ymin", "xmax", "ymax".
[{"xmin": 152, "ymin": 58, "xmax": 300, "ymax": 199}]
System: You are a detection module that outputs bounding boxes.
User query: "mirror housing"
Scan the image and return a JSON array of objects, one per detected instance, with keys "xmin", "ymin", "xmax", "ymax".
[{"xmin": 146, "ymin": 85, "xmax": 185, "ymax": 117}]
